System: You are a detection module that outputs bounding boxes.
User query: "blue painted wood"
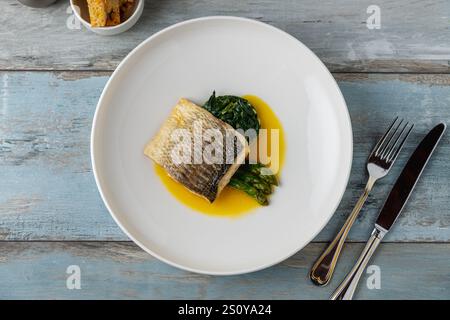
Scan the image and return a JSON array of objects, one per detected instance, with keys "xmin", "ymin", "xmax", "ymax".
[
  {"xmin": 0, "ymin": 242, "xmax": 448, "ymax": 299},
  {"xmin": 0, "ymin": 72, "xmax": 123, "ymax": 240},
  {"xmin": 0, "ymin": 72, "xmax": 449, "ymax": 241}
]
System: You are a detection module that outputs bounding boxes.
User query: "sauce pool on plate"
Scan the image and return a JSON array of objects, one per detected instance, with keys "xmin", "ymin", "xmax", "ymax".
[{"xmin": 154, "ymin": 95, "xmax": 285, "ymax": 217}]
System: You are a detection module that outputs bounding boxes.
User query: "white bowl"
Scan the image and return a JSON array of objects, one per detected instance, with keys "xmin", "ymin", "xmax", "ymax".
[
  {"xmin": 70, "ymin": 0, "xmax": 144, "ymax": 36},
  {"xmin": 91, "ymin": 17, "xmax": 353, "ymax": 275}
]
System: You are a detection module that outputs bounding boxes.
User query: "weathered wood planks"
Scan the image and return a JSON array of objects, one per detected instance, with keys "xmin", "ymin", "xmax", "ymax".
[
  {"xmin": 0, "ymin": 71, "xmax": 449, "ymax": 241},
  {"xmin": 1, "ymin": 0, "xmax": 449, "ymax": 300},
  {"xmin": 0, "ymin": 0, "xmax": 449, "ymax": 72},
  {"xmin": 0, "ymin": 241, "xmax": 448, "ymax": 299}
]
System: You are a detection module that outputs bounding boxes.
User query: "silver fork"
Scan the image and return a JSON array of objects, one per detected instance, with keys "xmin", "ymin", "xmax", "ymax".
[{"xmin": 310, "ymin": 117, "xmax": 413, "ymax": 286}]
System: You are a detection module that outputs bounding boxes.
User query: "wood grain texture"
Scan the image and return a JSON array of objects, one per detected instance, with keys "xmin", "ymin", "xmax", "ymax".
[
  {"xmin": 1, "ymin": 0, "xmax": 448, "ymax": 301},
  {"xmin": 1, "ymin": 0, "xmax": 449, "ymax": 72},
  {"xmin": 0, "ymin": 71, "xmax": 449, "ymax": 241},
  {"xmin": 0, "ymin": 241, "xmax": 448, "ymax": 299}
]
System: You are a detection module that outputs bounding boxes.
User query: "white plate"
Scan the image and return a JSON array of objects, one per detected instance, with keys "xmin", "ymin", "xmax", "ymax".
[{"xmin": 91, "ymin": 16, "xmax": 352, "ymax": 275}]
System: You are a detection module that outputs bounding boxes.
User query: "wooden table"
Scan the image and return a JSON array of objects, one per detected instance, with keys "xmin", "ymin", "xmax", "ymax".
[{"xmin": 0, "ymin": 0, "xmax": 449, "ymax": 299}]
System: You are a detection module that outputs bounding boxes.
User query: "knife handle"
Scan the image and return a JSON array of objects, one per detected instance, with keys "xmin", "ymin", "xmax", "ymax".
[
  {"xmin": 310, "ymin": 177, "xmax": 376, "ymax": 286},
  {"xmin": 330, "ymin": 227, "xmax": 386, "ymax": 300}
]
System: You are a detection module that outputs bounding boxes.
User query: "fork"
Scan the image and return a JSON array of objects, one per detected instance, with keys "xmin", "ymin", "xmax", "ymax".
[{"xmin": 310, "ymin": 117, "xmax": 413, "ymax": 286}]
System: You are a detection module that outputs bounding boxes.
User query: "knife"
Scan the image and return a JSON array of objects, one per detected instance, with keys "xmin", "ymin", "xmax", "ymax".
[{"xmin": 330, "ymin": 123, "xmax": 446, "ymax": 300}]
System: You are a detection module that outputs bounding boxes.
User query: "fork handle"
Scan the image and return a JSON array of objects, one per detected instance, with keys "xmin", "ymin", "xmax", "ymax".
[
  {"xmin": 310, "ymin": 176, "xmax": 376, "ymax": 286},
  {"xmin": 330, "ymin": 227, "xmax": 385, "ymax": 300}
]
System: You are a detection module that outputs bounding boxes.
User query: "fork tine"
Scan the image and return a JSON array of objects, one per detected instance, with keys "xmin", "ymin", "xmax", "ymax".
[
  {"xmin": 387, "ymin": 123, "xmax": 414, "ymax": 162},
  {"xmin": 379, "ymin": 118, "xmax": 404, "ymax": 159},
  {"xmin": 385, "ymin": 121, "xmax": 409, "ymax": 161},
  {"xmin": 374, "ymin": 117, "xmax": 399, "ymax": 156}
]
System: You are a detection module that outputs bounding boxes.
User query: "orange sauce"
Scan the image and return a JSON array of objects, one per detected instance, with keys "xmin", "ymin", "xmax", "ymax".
[{"xmin": 154, "ymin": 95, "xmax": 286, "ymax": 217}]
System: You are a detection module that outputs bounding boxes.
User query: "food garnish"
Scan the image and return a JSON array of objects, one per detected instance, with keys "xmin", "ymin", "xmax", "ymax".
[
  {"xmin": 230, "ymin": 164, "xmax": 278, "ymax": 205},
  {"xmin": 203, "ymin": 92, "xmax": 260, "ymax": 133}
]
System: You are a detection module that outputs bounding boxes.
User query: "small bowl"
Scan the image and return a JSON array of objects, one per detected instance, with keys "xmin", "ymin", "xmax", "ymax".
[{"xmin": 70, "ymin": 0, "xmax": 144, "ymax": 36}]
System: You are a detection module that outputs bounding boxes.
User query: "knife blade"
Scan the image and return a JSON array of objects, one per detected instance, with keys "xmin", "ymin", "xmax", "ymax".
[
  {"xmin": 331, "ymin": 123, "xmax": 446, "ymax": 300},
  {"xmin": 375, "ymin": 122, "xmax": 446, "ymax": 232}
]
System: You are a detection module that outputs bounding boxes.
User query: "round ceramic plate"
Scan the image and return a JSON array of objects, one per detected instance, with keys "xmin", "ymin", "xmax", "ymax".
[{"xmin": 91, "ymin": 16, "xmax": 352, "ymax": 275}]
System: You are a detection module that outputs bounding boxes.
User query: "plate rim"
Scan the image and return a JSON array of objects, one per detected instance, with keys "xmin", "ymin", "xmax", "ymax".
[{"xmin": 91, "ymin": 16, "xmax": 353, "ymax": 275}]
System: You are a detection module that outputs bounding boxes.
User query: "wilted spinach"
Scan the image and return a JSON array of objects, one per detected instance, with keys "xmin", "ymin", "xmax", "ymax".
[{"xmin": 203, "ymin": 92, "xmax": 260, "ymax": 133}]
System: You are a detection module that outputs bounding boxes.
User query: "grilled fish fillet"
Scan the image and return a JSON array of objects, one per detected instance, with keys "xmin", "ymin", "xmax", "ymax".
[{"xmin": 144, "ymin": 98, "xmax": 249, "ymax": 202}]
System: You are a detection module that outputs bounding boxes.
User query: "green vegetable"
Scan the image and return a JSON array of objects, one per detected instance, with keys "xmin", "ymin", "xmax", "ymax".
[
  {"xmin": 233, "ymin": 168, "xmax": 273, "ymax": 195},
  {"xmin": 203, "ymin": 92, "xmax": 260, "ymax": 133},
  {"xmin": 245, "ymin": 163, "xmax": 278, "ymax": 186},
  {"xmin": 202, "ymin": 92, "xmax": 278, "ymax": 205},
  {"xmin": 228, "ymin": 164, "xmax": 278, "ymax": 205},
  {"xmin": 228, "ymin": 177, "xmax": 268, "ymax": 206}
]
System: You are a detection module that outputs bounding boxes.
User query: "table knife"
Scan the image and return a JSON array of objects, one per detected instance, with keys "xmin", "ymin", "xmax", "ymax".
[{"xmin": 330, "ymin": 123, "xmax": 446, "ymax": 300}]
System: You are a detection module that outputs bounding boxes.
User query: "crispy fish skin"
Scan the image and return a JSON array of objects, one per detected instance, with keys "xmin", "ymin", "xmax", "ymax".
[{"xmin": 144, "ymin": 99, "xmax": 249, "ymax": 202}]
